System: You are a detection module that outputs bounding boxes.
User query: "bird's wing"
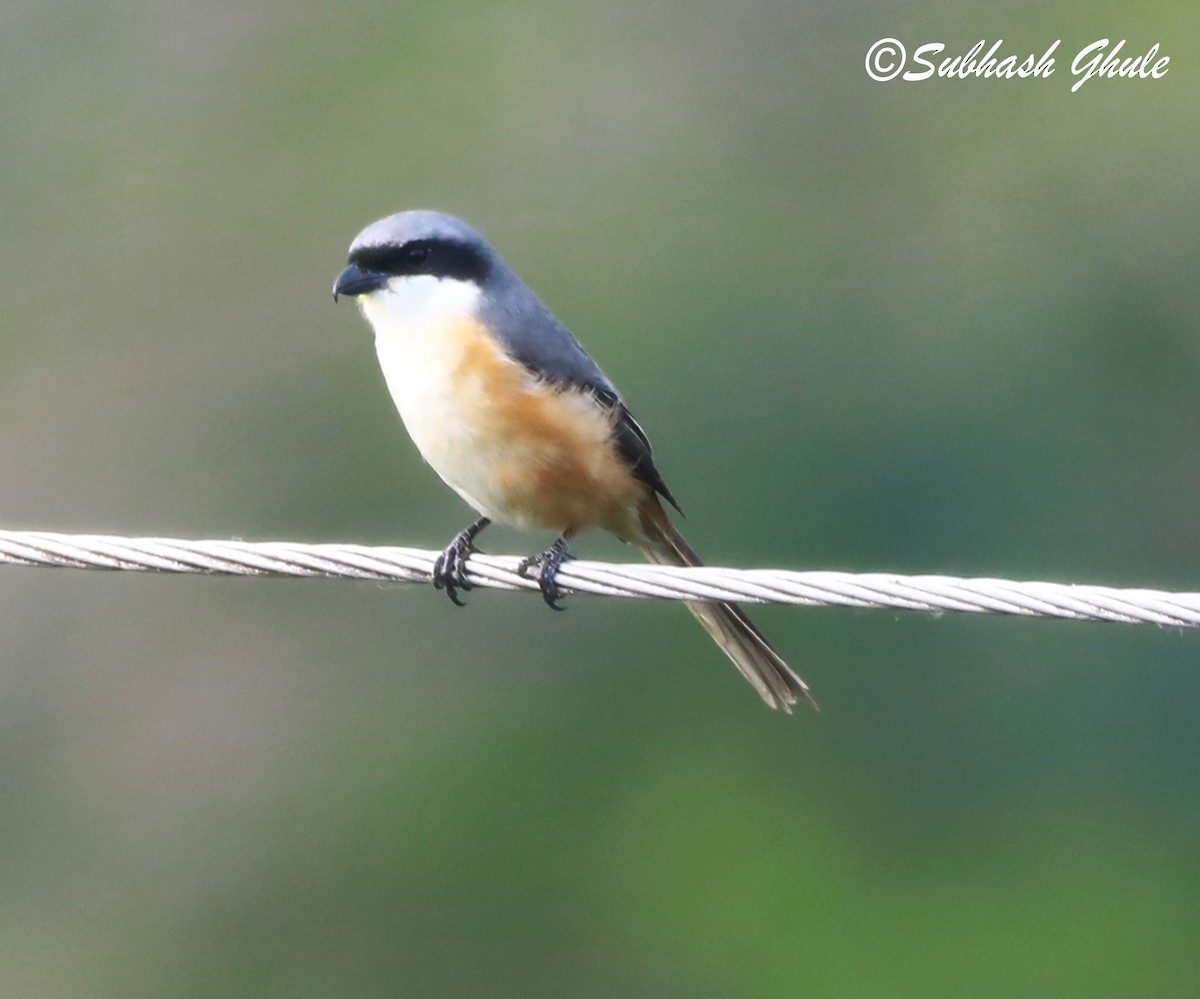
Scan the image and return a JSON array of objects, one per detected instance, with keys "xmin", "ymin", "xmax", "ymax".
[
  {"xmin": 534, "ymin": 371, "xmax": 682, "ymax": 516},
  {"xmin": 483, "ymin": 288, "xmax": 682, "ymax": 513}
]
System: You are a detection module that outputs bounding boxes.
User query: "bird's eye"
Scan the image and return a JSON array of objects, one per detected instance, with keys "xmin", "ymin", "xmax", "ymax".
[{"xmin": 404, "ymin": 246, "xmax": 430, "ymax": 268}]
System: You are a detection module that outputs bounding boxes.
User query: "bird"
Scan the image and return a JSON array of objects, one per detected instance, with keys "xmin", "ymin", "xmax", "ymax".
[{"xmin": 333, "ymin": 210, "xmax": 814, "ymax": 711}]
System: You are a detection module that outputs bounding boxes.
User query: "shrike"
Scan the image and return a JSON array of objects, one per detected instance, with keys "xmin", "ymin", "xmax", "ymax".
[{"xmin": 334, "ymin": 210, "xmax": 813, "ymax": 711}]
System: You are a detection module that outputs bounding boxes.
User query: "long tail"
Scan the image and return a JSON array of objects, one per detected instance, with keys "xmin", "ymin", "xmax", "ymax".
[{"xmin": 638, "ymin": 497, "xmax": 817, "ymax": 712}]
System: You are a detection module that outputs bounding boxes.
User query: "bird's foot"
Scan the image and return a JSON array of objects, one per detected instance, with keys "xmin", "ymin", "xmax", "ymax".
[
  {"xmin": 517, "ymin": 536, "xmax": 574, "ymax": 611},
  {"xmin": 432, "ymin": 517, "xmax": 490, "ymax": 606}
]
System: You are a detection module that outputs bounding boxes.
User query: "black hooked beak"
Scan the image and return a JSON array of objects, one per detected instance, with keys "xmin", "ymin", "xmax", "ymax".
[{"xmin": 332, "ymin": 263, "xmax": 389, "ymax": 302}]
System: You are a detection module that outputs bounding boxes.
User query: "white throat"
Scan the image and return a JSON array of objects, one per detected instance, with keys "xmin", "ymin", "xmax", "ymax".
[
  {"xmin": 359, "ymin": 274, "xmax": 484, "ymax": 416},
  {"xmin": 359, "ymin": 274, "xmax": 482, "ymax": 333},
  {"xmin": 360, "ymin": 271, "xmax": 482, "ymax": 394}
]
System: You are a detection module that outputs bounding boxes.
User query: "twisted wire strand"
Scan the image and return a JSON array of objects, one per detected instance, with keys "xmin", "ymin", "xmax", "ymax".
[{"xmin": 2, "ymin": 529, "xmax": 1198, "ymax": 628}]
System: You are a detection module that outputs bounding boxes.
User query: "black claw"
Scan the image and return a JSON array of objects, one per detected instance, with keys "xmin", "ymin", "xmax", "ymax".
[
  {"xmin": 517, "ymin": 536, "xmax": 574, "ymax": 611},
  {"xmin": 432, "ymin": 517, "xmax": 490, "ymax": 606}
]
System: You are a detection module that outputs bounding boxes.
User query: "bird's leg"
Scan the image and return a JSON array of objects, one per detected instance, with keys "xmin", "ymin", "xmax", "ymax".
[
  {"xmin": 432, "ymin": 516, "xmax": 491, "ymax": 606},
  {"xmin": 517, "ymin": 534, "xmax": 575, "ymax": 611}
]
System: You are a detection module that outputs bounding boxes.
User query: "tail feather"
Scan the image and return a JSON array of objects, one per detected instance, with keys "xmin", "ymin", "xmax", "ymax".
[{"xmin": 638, "ymin": 498, "xmax": 816, "ymax": 712}]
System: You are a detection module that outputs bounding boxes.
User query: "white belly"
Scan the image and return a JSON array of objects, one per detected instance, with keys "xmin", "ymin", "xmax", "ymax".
[{"xmin": 362, "ymin": 278, "xmax": 518, "ymax": 521}]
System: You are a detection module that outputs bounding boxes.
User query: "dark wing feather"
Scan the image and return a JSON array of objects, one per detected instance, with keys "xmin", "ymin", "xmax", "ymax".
[{"xmin": 567, "ymin": 381, "xmax": 683, "ymax": 516}]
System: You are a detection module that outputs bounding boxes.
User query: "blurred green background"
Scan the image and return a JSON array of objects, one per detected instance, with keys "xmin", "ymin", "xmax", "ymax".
[{"xmin": 2, "ymin": 0, "xmax": 1199, "ymax": 995}]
